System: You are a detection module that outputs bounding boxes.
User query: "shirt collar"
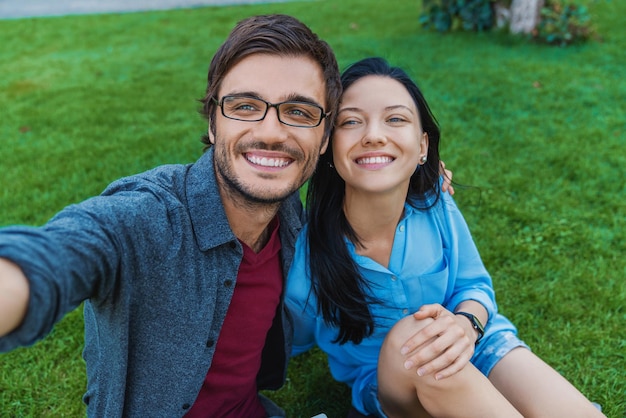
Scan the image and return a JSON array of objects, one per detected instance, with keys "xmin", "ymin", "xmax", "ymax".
[
  {"xmin": 184, "ymin": 148, "xmax": 304, "ymax": 254},
  {"xmin": 185, "ymin": 148, "xmax": 236, "ymax": 251}
]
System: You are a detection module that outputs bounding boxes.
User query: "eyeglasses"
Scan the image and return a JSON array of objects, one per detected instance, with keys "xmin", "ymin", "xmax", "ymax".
[{"xmin": 214, "ymin": 95, "xmax": 329, "ymax": 128}]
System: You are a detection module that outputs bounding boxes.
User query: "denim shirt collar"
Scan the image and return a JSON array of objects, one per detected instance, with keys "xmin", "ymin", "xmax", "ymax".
[
  {"xmin": 185, "ymin": 148, "xmax": 236, "ymax": 251},
  {"xmin": 185, "ymin": 147, "xmax": 303, "ymax": 255}
]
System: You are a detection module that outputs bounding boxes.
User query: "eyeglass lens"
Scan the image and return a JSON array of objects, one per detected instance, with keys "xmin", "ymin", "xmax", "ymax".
[{"xmin": 221, "ymin": 96, "xmax": 323, "ymax": 127}]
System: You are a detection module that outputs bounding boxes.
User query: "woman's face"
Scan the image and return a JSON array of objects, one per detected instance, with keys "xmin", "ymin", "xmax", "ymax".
[{"xmin": 332, "ymin": 75, "xmax": 428, "ymax": 197}]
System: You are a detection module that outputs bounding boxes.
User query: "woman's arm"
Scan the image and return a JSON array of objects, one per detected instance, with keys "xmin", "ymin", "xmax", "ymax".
[{"xmin": 453, "ymin": 300, "xmax": 488, "ymax": 344}]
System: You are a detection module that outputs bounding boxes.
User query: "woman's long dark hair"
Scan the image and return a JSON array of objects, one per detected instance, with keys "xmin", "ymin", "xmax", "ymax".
[{"xmin": 306, "ymin": 57, "xmax": 442, "ymax": 344}]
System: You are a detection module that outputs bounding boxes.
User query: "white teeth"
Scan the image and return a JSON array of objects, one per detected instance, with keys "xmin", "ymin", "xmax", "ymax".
[
  {"xmin": 247, "ymin": 155, "xmax": 290, "ymax": 167},
  {"xmin": 357, "ymin": 156, "xmax": 393, "ymax": 164}
]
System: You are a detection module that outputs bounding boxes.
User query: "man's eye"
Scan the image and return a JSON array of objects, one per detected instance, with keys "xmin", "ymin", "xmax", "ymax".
[
  {"xmin": 227, "ymin": 100, "xmax": 262, "ymax": 113},
  {"xmin": 283, "ymin": 105, "xmax": 314, "ymax": 119},
  {"xmin": 235, "ymin": 103, "xmax": 257, "ymax": 111},
  {"xmin": 291, "ymin": 109, "xmax": 307, "ymax": 116}
]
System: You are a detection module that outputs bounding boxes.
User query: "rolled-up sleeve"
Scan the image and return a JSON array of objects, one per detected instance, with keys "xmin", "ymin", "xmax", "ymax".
[{"xmin": 439, "ymin": 193, "xmax": 498, "ymax": 321}]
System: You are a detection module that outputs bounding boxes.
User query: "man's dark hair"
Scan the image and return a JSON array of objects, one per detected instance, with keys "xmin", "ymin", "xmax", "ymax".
[{"xmin": 199, "ymin": 14, "xmax": 341, "ymax": 147}]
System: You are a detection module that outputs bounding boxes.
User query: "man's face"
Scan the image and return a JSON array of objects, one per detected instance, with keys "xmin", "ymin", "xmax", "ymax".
[{"xmin": 210, "ymin": 54, "xmax": 328, "ymax": 205}]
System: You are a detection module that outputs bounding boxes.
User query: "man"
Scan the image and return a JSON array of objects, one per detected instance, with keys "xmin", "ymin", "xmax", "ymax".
[{"xmin": 0, "ymin": 14, "xmax": 341, "ymax": 417}]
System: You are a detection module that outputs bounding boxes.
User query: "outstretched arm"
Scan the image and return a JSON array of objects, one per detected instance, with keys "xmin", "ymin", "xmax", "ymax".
[{"xmin": 0, "ymin": 258, "xmax": 29, "ymax": 337}]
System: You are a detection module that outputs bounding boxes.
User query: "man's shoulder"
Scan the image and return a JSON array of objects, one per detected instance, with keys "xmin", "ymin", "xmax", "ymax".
[{"xmin": 102, "ymin": 163, "xmax": 192, "ymax": 198}]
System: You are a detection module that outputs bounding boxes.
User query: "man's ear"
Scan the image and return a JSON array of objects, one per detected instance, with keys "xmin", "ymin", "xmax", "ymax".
[{"xmin": 207, "ymin": 125, "xmax": 216, "ymax": 144}]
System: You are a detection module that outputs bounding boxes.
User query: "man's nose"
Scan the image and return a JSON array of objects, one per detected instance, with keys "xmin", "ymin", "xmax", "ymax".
[{"xmin": 254, "ymin": 106, "xmax": 289, "ymax": 141}]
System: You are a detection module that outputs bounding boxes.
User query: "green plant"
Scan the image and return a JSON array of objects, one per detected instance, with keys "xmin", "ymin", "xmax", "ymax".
[
  {"xmin": 421, "ymin": 0, "xmax": 596, "ymax": 47},
  {"xmin": 420, "ymin": 0, "xmax": 496, "ymax": 32},
  {"xmin": 533, "ymin": 0, "xmax": 593, "ymax": 46}
]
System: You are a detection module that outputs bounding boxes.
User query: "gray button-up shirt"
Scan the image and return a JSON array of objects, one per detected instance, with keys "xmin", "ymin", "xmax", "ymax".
[{"xmin": 0, "ymin": 148, "xmax": 302, "ymax": 416}]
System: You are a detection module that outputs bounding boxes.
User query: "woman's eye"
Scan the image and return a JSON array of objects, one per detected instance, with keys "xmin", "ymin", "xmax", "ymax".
[
  {"xmin": 339, "ymin": 119, "xmax": 359, "ymax": 126},
  {"xmin": 388, "ymin": 116, "xmax": 407, "ymax": 123}
]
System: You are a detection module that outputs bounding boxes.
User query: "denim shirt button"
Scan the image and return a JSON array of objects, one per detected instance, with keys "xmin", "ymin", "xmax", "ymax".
[
  {"xmin": 182, "ymin": 403, "xmax": 191, "ymax": 410},
  {"xmin": 224, "ymin": 279, "xmax": 233, "ymax": 287},
  {"xmin": 206, "ymin": 339, "xmax": 215, "ymax": 347}
]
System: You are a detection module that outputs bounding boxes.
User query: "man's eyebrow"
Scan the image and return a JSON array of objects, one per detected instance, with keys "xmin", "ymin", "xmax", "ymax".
[
  {"xmin": 283, "ymin": 93, "xmax": 323, "ymax": 106},
  {"xmin": 221, "ymin": 90, "xmax": 261, "ymax": 98},
  {"xmin": 221, "ymin": 91, "xmax": 322, "ymax": 106}
]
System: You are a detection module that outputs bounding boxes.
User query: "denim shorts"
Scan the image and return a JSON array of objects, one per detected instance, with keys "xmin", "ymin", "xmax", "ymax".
[
  {"xmin": 472, "ymin": 330, "xmax": 530, "ymax": 376},
  {"xmin": 362, "ymin": 318, "xmax": 530, "ymax": 417}
]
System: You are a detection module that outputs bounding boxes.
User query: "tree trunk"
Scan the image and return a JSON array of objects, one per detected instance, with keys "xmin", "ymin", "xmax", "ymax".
[{"xmin": 509, "ymin": 0, "xmax": 545, "ymax": 34}]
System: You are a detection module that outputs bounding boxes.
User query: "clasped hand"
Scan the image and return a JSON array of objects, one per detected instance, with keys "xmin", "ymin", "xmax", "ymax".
[{"xmin": 399, "ymin": 304, "xmax": 475, "ymax": 380}]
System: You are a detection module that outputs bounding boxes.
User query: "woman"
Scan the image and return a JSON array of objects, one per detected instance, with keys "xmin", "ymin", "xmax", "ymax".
[{"xmin": 286, "ymin": 57, "xmax": 604, "ymax": 417}]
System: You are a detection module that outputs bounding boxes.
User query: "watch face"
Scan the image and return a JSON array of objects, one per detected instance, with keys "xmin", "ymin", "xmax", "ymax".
[
  {"xmin": 473, "ymin": 315, "xmax": 485, "ymax": 333},
  {"xmin": 456, "ymin": 312, "xmax": 484, "ymax": 335}
]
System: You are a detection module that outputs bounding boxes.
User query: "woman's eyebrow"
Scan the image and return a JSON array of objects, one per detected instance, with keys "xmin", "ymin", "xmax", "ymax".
[
  {"xmin": 338, "ymin": 104, "xmax": 414, "ymax": 113},
  {"xmin": 337, "ymin": 106, "xmax": 361, "ymax": 114},
  {"xmin": 384, "ymin": 104, "xmax": 413, "ymax": 112}
]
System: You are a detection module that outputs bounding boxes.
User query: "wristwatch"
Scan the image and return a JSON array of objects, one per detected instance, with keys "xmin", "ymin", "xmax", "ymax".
[{"xmin": 455, "ymin": 312, "xmax": 485, "ymax": 344}]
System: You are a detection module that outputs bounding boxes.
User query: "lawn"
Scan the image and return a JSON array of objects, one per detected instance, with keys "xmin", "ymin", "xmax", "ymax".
[{"xmin": 0, "ymin": 0, "xmax": 624, "ymax": 416}]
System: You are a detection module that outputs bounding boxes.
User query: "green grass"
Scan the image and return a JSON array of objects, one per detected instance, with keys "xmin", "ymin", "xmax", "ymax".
[{"xmin": 0, "ymin": 0, "xmax": 624, "ymax": 416}]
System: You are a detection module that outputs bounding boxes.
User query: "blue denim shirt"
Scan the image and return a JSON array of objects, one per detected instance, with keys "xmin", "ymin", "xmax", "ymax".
[{"xmin": 0, "ymin": 148, "xmax": 303, "ymax": 417}]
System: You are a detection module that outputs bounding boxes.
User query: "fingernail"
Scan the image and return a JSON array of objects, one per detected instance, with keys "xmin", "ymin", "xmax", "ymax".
[
  {"xmin": 417, "ymin": 367, "xmax": 425, "ymax": 376},
  {"xmin": 435, "ymin": 373, "xmax": 442, "ymax": 380},
  {"xmin": 404, "ymin": 360, "xmax": 414, "ymax": 370},
  {"xmin": 400, "ymin": 346, "xmax": 408, "ymax": 355}
]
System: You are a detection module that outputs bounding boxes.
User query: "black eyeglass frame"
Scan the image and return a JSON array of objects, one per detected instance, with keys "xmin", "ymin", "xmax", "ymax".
[{"xmin": 213, "ymin": 95, "xmax": 330, "ymax": 128}]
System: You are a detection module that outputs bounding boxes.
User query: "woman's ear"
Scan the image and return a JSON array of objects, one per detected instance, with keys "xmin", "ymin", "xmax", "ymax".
[
  {"xmin": 320, "ymin": 134, "xmax": 330, "ymax": 155},
  {"xmin": 420, "ymin": 132, "xmax": 429, "ymax": 158}
]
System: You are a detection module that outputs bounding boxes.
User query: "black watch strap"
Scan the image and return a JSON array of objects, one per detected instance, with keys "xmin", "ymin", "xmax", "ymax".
[{"xmin": 455, "ymin": 311, "xmax": 485, "ymax": 344}]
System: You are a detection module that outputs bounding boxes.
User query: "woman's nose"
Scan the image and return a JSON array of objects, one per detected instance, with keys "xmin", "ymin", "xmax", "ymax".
[{"xmin": 362, "ymin": 125, "xmax": 387, "ymax": 146}]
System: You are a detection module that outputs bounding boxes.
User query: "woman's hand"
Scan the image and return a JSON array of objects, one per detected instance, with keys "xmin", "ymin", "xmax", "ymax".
[
  {"xmin": 399, "ymin": 304, "xmax": 474, "ymax": 380},
  {"xmin": 440, "ymin": 161, "xmax": 455, "ymax": 195}
]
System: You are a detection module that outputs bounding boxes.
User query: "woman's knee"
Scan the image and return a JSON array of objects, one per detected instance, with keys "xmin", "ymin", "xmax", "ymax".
[
  {"xmin": 378, "ymin": 315, "xmax": 435, "ymax": 384},
  {"xmin": 378, "ymin": 316, "xmax": 468, "ymax": 416},
  {"xmin": 377, "ymin": 316, "xmax": 434, "ymax": 416},
  {"xmin": 383, "ymin": 315, "xmax": 433, "ymax": 353}
]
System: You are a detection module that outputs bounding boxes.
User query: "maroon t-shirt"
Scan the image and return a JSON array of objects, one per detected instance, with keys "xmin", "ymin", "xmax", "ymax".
[{"xmin": 186, "ymin": 219, "xmax": 283, "ymax": 417}]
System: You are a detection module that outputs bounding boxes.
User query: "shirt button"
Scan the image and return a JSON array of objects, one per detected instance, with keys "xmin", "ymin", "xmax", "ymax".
[
  {"xmin": 224, "ymin": 279, "xmax": 233, "ymax": 287},
  {"xmin": 391, "ymin": 276, "xmax": 397, "ymax": 281},
  {"xmin": 182, "ymin": 403, "xmax": 191, "ymax": 410},
  {"xmin": 206, "ymin": 339, "xmax": 215, "ymax": 348},
  {"xmin": 402, "ymin": 308, "xmax": 409, "ymax": 314},
  {"xmin": 399, "ymin": 225, "xmax": 405, "ymax": 232},
  {"xmin": 229, "ymin": 241, "xmax": 237, "ymax": 249}
]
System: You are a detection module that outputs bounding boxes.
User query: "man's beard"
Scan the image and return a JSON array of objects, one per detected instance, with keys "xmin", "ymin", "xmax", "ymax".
[{"xmin": 212, "ymin": 139, "xmax": 311, "ymax": 206}]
